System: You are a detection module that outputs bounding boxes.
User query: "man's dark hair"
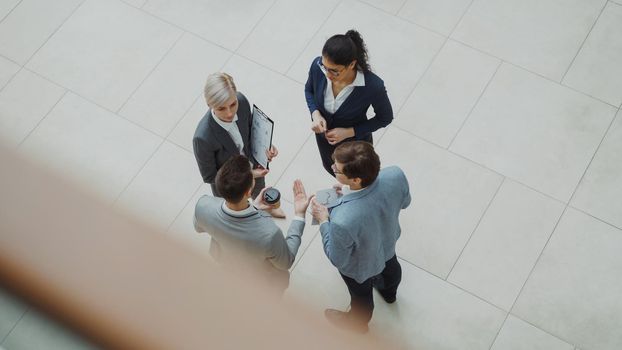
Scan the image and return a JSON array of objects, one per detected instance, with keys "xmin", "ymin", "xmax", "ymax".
[
  {"xmin": 332, "ymin": 141, "xmax": 380, "ymax": 188},
  {"xmin": 215, "ymin": 155, "xmax": 253, "ymax": 202}
]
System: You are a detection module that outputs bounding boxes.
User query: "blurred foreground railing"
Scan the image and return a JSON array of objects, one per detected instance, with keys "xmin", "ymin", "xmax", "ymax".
[{"xmin": 0, "ymin": 144, "xmax": 390, "ymax": 349}]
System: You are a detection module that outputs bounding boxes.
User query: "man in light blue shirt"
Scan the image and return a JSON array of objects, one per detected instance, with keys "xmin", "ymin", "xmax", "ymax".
[{"xmin": 311, "ymin": 141, "xmax": 411, "ymax": 333}]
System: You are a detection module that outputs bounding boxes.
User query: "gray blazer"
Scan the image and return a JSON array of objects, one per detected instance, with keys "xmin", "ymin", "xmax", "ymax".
[
  {"xmin": 320, "ymin": 166, "xmax": 411, "ymax": 283},
  {"xmin": 194, "ymin": 195, "xmax": 305, "ymax": 289},
  {"xmin": 193, "ymin": 92, "xmax": 253, "ymax": 184}
]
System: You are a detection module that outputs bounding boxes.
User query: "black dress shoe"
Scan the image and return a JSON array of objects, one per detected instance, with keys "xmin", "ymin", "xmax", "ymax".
[
  {"xmin": 324, "ymin": 309, "xmax": 369, "ymax": 334},
  {"xmin": 380, "ymin": 293, "xmax": 396, "ymax": 304}
]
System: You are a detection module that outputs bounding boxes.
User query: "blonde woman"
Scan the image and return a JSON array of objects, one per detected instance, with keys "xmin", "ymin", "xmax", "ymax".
[{"xmin": 193, "ymin": 73, "xmax": 284, "ymax": 218}]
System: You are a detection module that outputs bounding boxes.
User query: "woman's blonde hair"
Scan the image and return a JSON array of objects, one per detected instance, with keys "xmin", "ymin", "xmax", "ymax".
[{"xmin": 204, "ymin": 72, "xmax": 237, "ymax": 108}]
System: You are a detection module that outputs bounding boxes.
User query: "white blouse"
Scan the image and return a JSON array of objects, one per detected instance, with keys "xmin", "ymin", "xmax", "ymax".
[{"xmin": 323, "ymin": 70, "xmax": 365, "ymax": 114}]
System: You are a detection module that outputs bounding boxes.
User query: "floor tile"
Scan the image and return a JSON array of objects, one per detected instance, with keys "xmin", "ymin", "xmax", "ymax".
[
  {"xmin": 0, "ymin": 55, "xmax": 20, "ymax": 90},
  {"xmin": 19, "ymin": 93, "xmax": 162, "ymax": 204},
  {"xmin": 119, "ymin": 32, "xmax": 230, "ymax": 137},
  {"xmin": 448, "ymin": 180, "xmax": 565, "ymax": 311},
  {"xmin": 26, "ymin": 0, "xmax": 181, "ymax": 111},
  {"xmin": 370, "ymin": 260, "xmax": 506, "ymax": 350},
  {"xmin": 115, "ymin": 141, "xmax": 202, "ymax": 231},
  {"xmin": 572, "ymin": 110, "xmax": 622, "ymax": 229},
  {"xmin": 222, "ymin": 54, "xmax": 313, "ymax": 183},
  {"xmin": 0, "ymin": 69, "xmax": 65, "ymax": 147},
  {"xmin": 275, "ymin": 134, "xmax": 337, "ymax": 204},
  {"xmin": 513, "ymin": 208, "xmax": 622, "ymax": 350},
  {"xmin": 395, "ymin": 40, "xmax": 499, "ymax": 147},
  {"xmin": 0, "ymin": 0, "xmax": 20, "ymax": 20},
  {"xmin": 490, "ymin": 315, "xmax": 574, "ymax": 350},
  {"xmin": 286, "ymin": 232, "xmax": 351, "ymax": 313},
  {"xmin": 563, "ymin": 2, "xmax": 622, "ymax": 107},
  {"xmin": 237, "ymin": 0, "xmax": 339, "ymax": 74},
  {"xmin": 167, "ymin": 183, "xmax": 213, "ymax": 257},
  {"xmin": 358, "ymin": 0, "xmax": 406, "ymax": 15},
  {"xmin": 143, "ymin": 0, "xmax": 274, "ymax": 51},
  {"xmin": 450, "ymin": 63, "xmax": 616, "ymax": 203},
  {"xmin": 0, "ymin": 0, "xmax": 83, "ymax": 65},
  {"xmin": 0, "ymin": 287, "xmax": 27, "ymax": 342},
  {"xmin": 2, "ymin": 309, "xmax": 98, "ymax": 350},
  {"xmin": 398, "ymin": 0, "xmax": 473, "ymax": 36},
  {"xmin": 452, "ymin": 0, "xmax": 605, "ymax": 81},
  {"xmin": 376, "ymin": 126, "xmax": 503, "ymax": 278},
  {"xmin": 121, "ymin": 0, "xmax": 146, "ymax": 8},
  {"xmin": 286, "ymin": 0, "xmax": 445, "ymax": 110},
  {"xmin": 167, "ymin": 95, "xmax": 204, "ymax": 152}
]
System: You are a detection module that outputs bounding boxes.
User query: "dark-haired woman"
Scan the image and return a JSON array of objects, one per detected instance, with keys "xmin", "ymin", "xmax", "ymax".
[{"xmin": 304, "ymin": 29, "xmax": 393, "ymax": 176}]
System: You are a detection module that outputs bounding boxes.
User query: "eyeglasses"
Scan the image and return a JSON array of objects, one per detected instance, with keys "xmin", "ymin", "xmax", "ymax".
[
  {"xmin": 331, "ymin": 163, "xmax": 343, "ymax": 175},
  {"xmin": 317, "ymin": 60, "xmax": 346, "ymax": 77}
]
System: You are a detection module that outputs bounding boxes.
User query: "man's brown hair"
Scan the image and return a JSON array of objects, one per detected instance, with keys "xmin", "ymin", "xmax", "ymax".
[
  {"xmin": 215, "ymin": 155, "xmax": 253, "ymax": 202},
  {"xmin": 332, "ymin": 141, "xmax": 380, "ymax": 188}
]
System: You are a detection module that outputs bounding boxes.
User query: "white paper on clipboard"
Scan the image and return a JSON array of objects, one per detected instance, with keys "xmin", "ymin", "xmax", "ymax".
[{"xmin": 250, "ymin": 105, "xmax": 274, "ymax": 169}]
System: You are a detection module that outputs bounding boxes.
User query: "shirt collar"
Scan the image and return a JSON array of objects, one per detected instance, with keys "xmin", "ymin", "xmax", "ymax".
[
  {"xmin": 352, "ymin": 70, "xmax": 365, "ymax": 87},
  {"xmin": 211, "ymin": 112, "xmax": 239, "ymax": 131},
  {"xmin": 221, "ymin": 201, "xmax": 256, "ymax": 217}
]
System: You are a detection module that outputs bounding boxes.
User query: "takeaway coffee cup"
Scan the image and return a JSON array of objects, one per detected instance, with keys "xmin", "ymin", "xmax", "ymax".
[{"xmin": 263, "ymin": 188, "xmax": 281, "ymax": 209}]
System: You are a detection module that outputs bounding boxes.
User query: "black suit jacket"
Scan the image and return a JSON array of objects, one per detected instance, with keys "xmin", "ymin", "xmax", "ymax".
[{"xmin": 193, "ymin": 92, "xmax": 253, "ymax": 184}]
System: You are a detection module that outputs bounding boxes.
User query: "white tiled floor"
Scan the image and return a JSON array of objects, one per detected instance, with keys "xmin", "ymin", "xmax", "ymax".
[{"xmin": 1, "ymin": 0, "xmax": 621, "ymax": 349}]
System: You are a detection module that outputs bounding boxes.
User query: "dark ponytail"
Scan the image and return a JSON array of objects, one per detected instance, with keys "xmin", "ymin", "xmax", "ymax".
[{"xmin": 322, "ymin": 29, "xmax": 371, "ymax": 72}]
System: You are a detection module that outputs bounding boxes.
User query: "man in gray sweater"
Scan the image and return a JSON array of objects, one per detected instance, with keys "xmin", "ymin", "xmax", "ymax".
[
  {"xmin": 194, "ymin": 155, "xmax": 310, "ymax": 294},
  {"xmin": 311, "ymin": 141, "xmax": 411, "ymax": 333}
]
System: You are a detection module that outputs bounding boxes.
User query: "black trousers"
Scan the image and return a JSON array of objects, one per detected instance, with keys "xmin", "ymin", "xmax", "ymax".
[
  {"xmin": 315, "ymin": 133, "xmax": 373, "ymax": 177},
  {"xmin": 340, "ymin": 255, "xmax": 402, "ymax": 324}
]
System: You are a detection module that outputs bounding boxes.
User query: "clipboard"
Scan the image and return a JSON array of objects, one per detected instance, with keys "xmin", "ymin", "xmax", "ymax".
[{"xmin": 250, "ymin": 105, "xmax": 274, "ymax": 169}]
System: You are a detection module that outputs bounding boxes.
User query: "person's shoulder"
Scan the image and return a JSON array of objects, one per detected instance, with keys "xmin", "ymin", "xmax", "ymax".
[
  {"xmin": 236, "ymin": 91, "xmax": 249, "ymax": 104},
  {"xmin": 381, "ymin": 166, "xmax": 407, "ymax": 182},
  {"xmin": 309, "ymin": 56, "xmax": 322, "ymax": 73},
  {"xmin": 363, "ymin": 70, "xmax": 385, "ymax": 90},
  {"xmin": 196, "ymin": 194, "xmax": 222, "ymax": 209},
  {"xmin": 193, "ymin": 110, "xmax": 213, "ymax": 138}
]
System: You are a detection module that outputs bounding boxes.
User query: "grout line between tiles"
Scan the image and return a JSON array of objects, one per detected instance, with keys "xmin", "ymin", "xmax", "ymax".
[
  {"xmin": 164, "ymin": 180, "xmax": 204, "ymax": 233},
  {"xmin": 115, "ymin": 30, "xmax": 186, "ymax": 114},
  {"xmin": 390, "ymin": 123, "xmax": 569, "ymax": 207},
  {"xmin": 0, "ymin": 306, "xmax": 29, "ymax": 345},
  {"xmin": 505, "ymin": 313, "xmax": 580, "ymax": 349},
  {"xmin": 560, "ymin": 1, "xmax": 608, "ymax": 83},
  {"xmin": 22, "ymin": 0, "xmax": 88, "ymax": 68},
  {"xmin": 354, "ymin": 0, "xmax": 406, "ymax": 17},
  {"xmin": 567, "ymin": 109, "xmax": 619, "ymax": 205},
  {"xmin": 393, "ymin": 37, "xmax": 449, "ymax": 117},
  {"xmin": 111, "ymin": 139, "xmax": 166, "ymax": 206},
  {"xmin": 233, "ymin": 0, "xmax": 278, "ymax": 53},
  {"xmin": 487, "ymin": 311, "xmax": 509, "ymax": 350},
  {"xmin": 448, "ymin": 0, "xmax": 476, "ymax": 38},
  {"xmin": 22, "ymin": 67, "xmax": 167, "ymax": 140},
  {"xmin": 231, "ymin": 52, "xmax": 307, "ymax": 87},
  {"xmin": 0, "ymin": 0, "xmax": 23, "ymax": 25},
  {"xmin": 136, "ymin": 3, "xmax": 235, "ymax": 54},
  {"xmin": 16, "ymin": 90, "xmax": 68, "ymax": 148},
  {"xmin": 568, "ymin": 205, "xmax": 622, "ymax": 232},
  {"xmin": 446, "ymin": 177, "xmax": 506, "ymax": 280},
  {"xmin": 449, "ymin": 37, "xmax": 620, "ymax": 109},
  {"xmin": 283, "ymin": 0, "xmax": 343, "ymax": 76},
  {"xmin": 508, "ymin": 205, "xmax": 569, "ymax": 314},
  {"xmin": 0, "ymin": 65, "xmax": 22, "ymax": 95},
  {"xmin": 447, "ymin": 60, "xmax": 503, "ymax": 149},
  {"xmin": 396, "ymin": 256, "xmax": 508, "ymax": 314},
  {"xmin": 395, "ymin": 0, "xmax": 409, "ymax": 15},
  {"xmin": 271, "ymin": 133, "xmax": 314, "ymax": 187}
]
